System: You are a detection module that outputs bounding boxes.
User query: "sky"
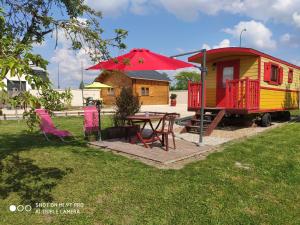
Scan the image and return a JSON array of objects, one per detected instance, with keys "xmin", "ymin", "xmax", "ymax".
[{"xmin": 33, "ymin": 0, "xmax": 300, "ymax": 89}]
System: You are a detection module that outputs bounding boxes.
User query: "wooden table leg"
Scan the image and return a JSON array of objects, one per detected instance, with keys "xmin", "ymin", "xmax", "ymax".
[
  {"xmin": 149, "ymin": 120, "xmax": 163, "ymax": 147},
  {"xmin": 134, "ymin": 121, "xmax": 149, "ymax": 148}
]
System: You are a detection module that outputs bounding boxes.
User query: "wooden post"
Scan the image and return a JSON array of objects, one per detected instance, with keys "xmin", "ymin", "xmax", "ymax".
[{"xmin": 245, "ymin": 77, "xmax": 250, "ymax": 109}]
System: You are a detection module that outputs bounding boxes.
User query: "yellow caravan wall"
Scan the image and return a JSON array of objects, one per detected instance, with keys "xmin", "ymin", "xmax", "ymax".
[
  {"xmin": 205, "ymin": 56, "xmax": 259, "ymax": 107},
  {"xmin": 260, "ymin": 57, "xmax": 300, "ymax": 110}
]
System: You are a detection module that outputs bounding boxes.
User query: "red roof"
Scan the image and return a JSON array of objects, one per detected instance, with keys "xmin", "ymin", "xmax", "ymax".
[{"xmin": 188, "ymin": 47, "xmax": 300, "ymax": 70}]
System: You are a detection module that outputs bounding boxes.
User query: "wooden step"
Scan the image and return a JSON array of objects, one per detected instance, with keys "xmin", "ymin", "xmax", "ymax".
[
  {"xmin": 191, "ymin": 119, "xmax": 211, "ymax": 123},
  {"xmin": 204, "ymin": 109, "xmax": 226, "ymax": 136},
  {"xmin": 195, "ymin": 114, "xmax": 217, "ymax": 119},
  {"xmin": 185, "ymin": 110, "xmax": 226, "ymax": 135},
  {"xmin": 185, "ymin": 124, "xmax": 209, "ymax": 134},
  {"xmin": 186, "ymin": 124, "xmax": 210, "ymax": 129}
]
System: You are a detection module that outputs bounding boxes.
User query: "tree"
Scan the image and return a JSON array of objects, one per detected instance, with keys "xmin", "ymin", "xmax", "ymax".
[
  {"xmin": 0, "ymin": 1, "xmax": 127, "ymax": 130},
  {"xmin": 114, "ymin": 87, "xmax": 140, "ymax": 126},
  {"xmin": 173, "ymin": 71, "xmax": 201, "ymax": 90}
]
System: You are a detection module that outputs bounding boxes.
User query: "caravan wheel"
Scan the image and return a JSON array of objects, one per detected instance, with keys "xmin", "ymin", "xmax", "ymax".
[{"xmin": 261, "ymin": 113, "xmax": 272, "ymax": 127}]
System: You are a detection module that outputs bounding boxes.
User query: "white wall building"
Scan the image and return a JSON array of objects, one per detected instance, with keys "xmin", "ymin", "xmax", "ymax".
[{"xmin": 2, "ymin": 65, "xmax": 47, "ymax": 94}]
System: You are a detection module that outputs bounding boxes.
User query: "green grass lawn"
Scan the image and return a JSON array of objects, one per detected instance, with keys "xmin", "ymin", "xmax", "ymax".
[{"xmin": 0, "ymin": 116, "xmax": 299, "ymax": 225}]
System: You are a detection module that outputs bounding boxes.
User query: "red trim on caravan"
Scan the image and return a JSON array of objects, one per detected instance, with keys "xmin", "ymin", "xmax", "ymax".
[
  {"xmin": 249, "ymin": 107, "xmax": 299, "ymax": 113},
  {"xmin": 260, "ymin": 86, "xmax": 299, "ymax": 93},
  {"xmin": 188, "ymin": 47, "xmax": 300, "ymax": 70}
]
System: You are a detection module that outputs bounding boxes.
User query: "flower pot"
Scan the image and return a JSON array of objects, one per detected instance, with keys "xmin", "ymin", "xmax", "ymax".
[
  {"xmin": 106, "ymin": 126, "xmax": 126, "ymax": 139},
  {"xmin": 170, "ymin": 99, "xmax": 177, "ymax": 106}
]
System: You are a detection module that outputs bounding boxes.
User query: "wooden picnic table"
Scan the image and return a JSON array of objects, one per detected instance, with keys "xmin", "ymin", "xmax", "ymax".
[{"xmin": 126, "ymin": 113, "xmax": 165, "ymax": 148}]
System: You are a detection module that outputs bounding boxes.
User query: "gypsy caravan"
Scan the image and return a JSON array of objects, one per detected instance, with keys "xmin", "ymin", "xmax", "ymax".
[{"xmin": 186, "ymin": 47, "xmax": 299, "ymax": 135}]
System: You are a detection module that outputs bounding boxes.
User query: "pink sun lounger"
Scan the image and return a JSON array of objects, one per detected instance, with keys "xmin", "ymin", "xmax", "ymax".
[
  {"xmin": 83, "ymin": 106, "xmax": 99, "ymax": 137},
  {"xmin": 35, "ymin": 109, "xmax": 73, "ymax": 141}
]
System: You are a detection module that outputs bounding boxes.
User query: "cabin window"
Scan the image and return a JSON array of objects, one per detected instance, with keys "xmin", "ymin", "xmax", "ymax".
[
  {"xmin": 107, "ymin": 88, "xmax": 115, "ymax": 96},
  {"xmin": 141, "ymin": 87, "xmax": 149, "ymax": 96},
  {"xmin": 288, "ymin": 69, "xmax": 293, "ymax": 83},
  {"xmin": 222, "ymin": 67, "xmax": 234, "ymax": 87}
]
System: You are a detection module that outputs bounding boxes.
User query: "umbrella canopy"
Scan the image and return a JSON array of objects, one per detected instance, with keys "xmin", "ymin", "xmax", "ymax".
[
  {"xmin": 87, "ymin": 48, "xmax": 195, "ymax": 71},
  {"xmin": 84, "ymin": 82, "xmax": 111, "ymax": 89}
]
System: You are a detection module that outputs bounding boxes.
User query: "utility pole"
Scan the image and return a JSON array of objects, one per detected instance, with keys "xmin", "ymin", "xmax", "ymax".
[
  {"xmin": 239, "ymin": 28, "xmax": 247, "ymax": 47},
  {"xmin": 57, "ymin": 63, "xmax": 60, "ymax": 89},
  {"xmin": 81, "ymin": 61, "xmax": 84, "ymax": 106}
]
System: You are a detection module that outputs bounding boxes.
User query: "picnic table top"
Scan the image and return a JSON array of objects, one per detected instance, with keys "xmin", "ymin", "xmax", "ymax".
[{"xmin": 126, "ymin": 113, "xmax": 165, "ymax": 120}]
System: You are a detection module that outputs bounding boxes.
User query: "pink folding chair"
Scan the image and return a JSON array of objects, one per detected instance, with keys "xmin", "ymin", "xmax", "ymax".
[
  {"xmin": 83, "ymin": 106, "xmax": 99, "ymax": 137},
  {"xmin": 35, "ymin": 109, "xmax": 73, "ymax": 141}
]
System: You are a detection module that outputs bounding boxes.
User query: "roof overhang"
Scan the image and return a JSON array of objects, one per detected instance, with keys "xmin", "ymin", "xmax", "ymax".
[{"xmin": 188, "ymin": 47, "xmax": 300, "ymax": 70}]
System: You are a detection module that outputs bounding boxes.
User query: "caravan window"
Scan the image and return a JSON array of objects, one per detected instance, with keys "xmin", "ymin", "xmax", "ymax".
[
  {"xmin": 222, "ymin": 67, "xmax": 234, "ymax": 87},
  {"xmin": 271, "ymin": 65, "xmax": 279, "ymax": 83},
  {"xmin": 288, "ymin": 69, "xmax": 293, "ymax": 83}
]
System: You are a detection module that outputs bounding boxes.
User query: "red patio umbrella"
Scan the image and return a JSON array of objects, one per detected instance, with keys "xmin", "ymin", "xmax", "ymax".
[
  {"xmin": 87, "ymin": 48, "xmax": 195, "ymax": 71},
  {"xmin": 87, "ymin": 48, "xmax": 195, "ymax": 142}
]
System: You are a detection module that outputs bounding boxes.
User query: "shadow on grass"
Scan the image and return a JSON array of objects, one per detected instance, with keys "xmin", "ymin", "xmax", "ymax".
[{"xmin": 0, "ymin": 132, "xmax": 80, "ymax": 206}]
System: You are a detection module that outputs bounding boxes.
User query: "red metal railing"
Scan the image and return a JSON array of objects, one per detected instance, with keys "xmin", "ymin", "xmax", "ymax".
[
  {"xmin": 226, "ymin": 78, "xmax": 259, "ymax": 110},
  {"xmin": 187, "ymin": 81, "xmax": 206, "ymax": 109},
  {"xmin": 187, "ymin": 78, "xmax": 259, "ymax": 111}
]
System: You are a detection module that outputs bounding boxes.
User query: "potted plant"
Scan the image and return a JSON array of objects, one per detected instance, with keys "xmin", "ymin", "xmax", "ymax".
[
  {"xmin": 85, "ymin": 131, "xmax": 98, "ymax": 142},
  {"xmin": 170, "ymin": 93, "xmax": 177, "ymax": 106}
]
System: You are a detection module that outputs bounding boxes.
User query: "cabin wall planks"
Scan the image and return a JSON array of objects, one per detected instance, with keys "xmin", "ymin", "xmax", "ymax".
[
  {"xmin": 260, "ymin": 56, "xmax": 300, "ymax": 110},
  {"xmin": 96, "ymin": 71, "xmax": 170, "ymax": 105}
]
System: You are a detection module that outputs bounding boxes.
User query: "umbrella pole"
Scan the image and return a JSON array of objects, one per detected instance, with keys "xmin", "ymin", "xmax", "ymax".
[
  {"xmin": 96, "ymin": 100, "xmax": 102, "ymax": 141},
  {"xmin": 199, "ymin": 49, "xmax": 207, "ymax": 146}
]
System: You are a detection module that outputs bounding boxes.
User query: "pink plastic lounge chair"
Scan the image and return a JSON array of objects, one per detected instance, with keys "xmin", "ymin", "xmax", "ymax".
[
  {"xmin": 83, "ymin": 106, "xmax": 99, "ymax": 137},
  {"xmin": 35, "ymin": 109, "xmax": 73, "ymax": 141}
]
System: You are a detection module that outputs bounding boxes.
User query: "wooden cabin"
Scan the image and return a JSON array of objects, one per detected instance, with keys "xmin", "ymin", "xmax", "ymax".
[
  {"xmin": 95, "ymin": 70, "xmax": 170, "ymax": 105},
  {"xmin": 184, "ymin": 47, "xmax": 300, "ymax": 134}
]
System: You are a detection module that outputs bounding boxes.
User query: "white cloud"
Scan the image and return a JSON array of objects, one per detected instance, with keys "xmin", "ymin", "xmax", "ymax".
[
  {"xmin": 49, "ymin": 30, "xmax": 99, "ymax": 88},
  {"xmin": 280, "ymin": 33, "xmax": 291, "ymax": 43},
  {"xmin": 159, "ymin": 0, "xmax": 242, "ymax": 21},
  {"xmin": 291, "ymin": 59, "xmax": 300, "ymax": 66},
  {"xmin": 32, "ymin": 41, "xmax": 46, "ymax": 48},
  {"xmin": 213, "ymin": 39, "xmax": 230, "ymax": 49},
  {"xmin": 130, "ymin": 0, "xmax": 152, "ymax": 15},
  {"xmin": 201, "ymin": 39, "xmax": 230, "ymax": 50},
  {"xmin": 86, "ymin": 0, "xmax": 129, "ymax": 17},
  {"xmin": 280, "ymin": 33, "xmax": 300, "ymax": 47},
  {"xmin": 167, "ymin": 0, "xmax": 300, "ymax": 25},
  {"xmin": 293, "ymin": 12, "xmax": 300, "ymax": 27},
  {"xmin": 201, "ymin": 43, "xmax": 211, "ymax": 50},
  {"xmin": 224, "ymin": 20, "xmax": 276, "ymax": 50},
  {"xmin": 85, "ymin": 0, "xmax": 300, "ymax": 28}
]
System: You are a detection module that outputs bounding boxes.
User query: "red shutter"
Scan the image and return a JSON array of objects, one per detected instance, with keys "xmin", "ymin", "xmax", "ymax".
[
  {"xmin": 264, "ymin": 62, "xmax": 271, "ymax": 82},
  {"xmin": 278, "ymin": 67, "xmax": 283, "ymax": 84}
]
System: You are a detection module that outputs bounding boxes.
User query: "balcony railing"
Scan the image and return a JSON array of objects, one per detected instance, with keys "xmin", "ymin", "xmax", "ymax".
[
  {"xmin": 188, "ymin": 78, "xmax": 259, "ymax": 111},
  {"xmin": 226, "ymin": 78, "xmax": 259, "ymax": 110},
  {"xmin": 187, "ymin": 81, "xmax": 205, "ymax": 110}
]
